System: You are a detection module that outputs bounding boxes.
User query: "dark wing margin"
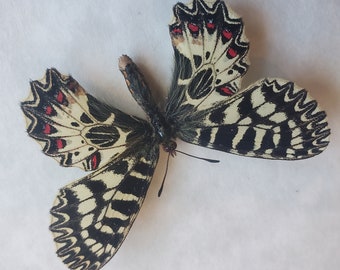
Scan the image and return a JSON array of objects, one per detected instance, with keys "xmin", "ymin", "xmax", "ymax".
[
  {"xmin": 176, "ymin": 79, "xmax": 330, "ymax": 159},
  {"xmin": 21, "ymin": 68, "xmax": 151, "ymax": 171},
  {"xmin": 50, "ymin": 143, "xmax": 159, "ymax": 270}
]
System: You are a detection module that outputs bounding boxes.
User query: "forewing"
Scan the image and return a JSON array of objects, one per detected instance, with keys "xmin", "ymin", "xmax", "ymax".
[
  {"xmin": 21, "ymin": 69, "xmax": 151, "ymax": 171},
  {"xmin": 176, "ymin": 79, "xmax": 330, "ymax": 159},
  {"xmin": 166, "ymin": 0, "xmax": 249, "ymax": 117},
  {"xmin": 50, "ymin": 143, "xmax": 159, "ymax": 270}
]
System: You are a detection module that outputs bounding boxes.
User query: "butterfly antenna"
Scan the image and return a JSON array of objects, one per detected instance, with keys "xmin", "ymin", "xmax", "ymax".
[
  {"xmin": 158, "ymin": 152, "xmax": 171, "ymax": 197},
  {"xmin": 176, "ymin": 150, "xmax": 220, "ymax": 163}
]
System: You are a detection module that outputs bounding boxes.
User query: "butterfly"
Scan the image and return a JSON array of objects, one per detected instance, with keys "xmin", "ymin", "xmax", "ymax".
[{"xmin": 21, "ymin": 0, "xmax": 330, "ymax": 269}]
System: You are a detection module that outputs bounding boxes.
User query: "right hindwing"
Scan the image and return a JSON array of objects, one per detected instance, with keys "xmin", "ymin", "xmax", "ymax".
[
  {"xmin": 176, "ymin": 78, "xmax": 330, "ymax": 159},
  {"xmin": 21, "ymin": 69, "xmax": 152, "ymax": 171},
  {"xmin": 50, "ymin": 143, "xmax": 159, "ymax": 270}
]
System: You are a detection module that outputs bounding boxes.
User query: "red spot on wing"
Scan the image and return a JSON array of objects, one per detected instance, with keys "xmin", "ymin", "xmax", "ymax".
[
  {"xmin": 91, "ymin": 154, "xmax": 98, "ymax": 170},
  {"xmin": 56, "ymin": 91, "xmax": 64, "ymax": 104},
  {"xmin": 227, "ymin": 48, "xmax": 238, "ymax": 58},
  {"xmin": 88, "ymin": 152, "xmax": 101, "ymax": 170},
  {"xmin": 172, "ymin": 27, "xmax": 183, "ymax": 35},
  {"xmin": 222, "ymin": 30, "xmax": 232, "ymax": 40},
  {"xmin": 56, "ymin": 139, "xmax": 65, "ymax": 149},
  {"xmin": 188, "ymin": 23, "xmax": 199, "ymax": 33},
  {"xmin": 220, "ymin": 87, "xmax": 233, "ymax": 96},
  {"xmin": 216, "ymin": 84, "xmax": 236, "ymax": 96},
  {"xmin": 207, "ymin": 22, "xmax": 215, "ymax": 29},
  {"xmin": 43, "ymin": 124, "xmax": 51, "ymax": 134},
  {"xmin": 45, "ymin": 105, "xmax": 53, "ymax": 115}
]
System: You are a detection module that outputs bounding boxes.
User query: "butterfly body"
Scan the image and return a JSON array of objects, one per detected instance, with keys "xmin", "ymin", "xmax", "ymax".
[
  {"xmin": 21, "ymin": 1, "xmax": 330, "ymax": 269},
  {"xmin": 119, "ymin": 55, "xmax": 177, "ymax": 154}
]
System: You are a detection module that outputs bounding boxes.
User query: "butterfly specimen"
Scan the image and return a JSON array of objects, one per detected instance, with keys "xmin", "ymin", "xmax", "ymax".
[{"xmin": 21, "ymin": 0, "xmax": 330, "ymax": 269}]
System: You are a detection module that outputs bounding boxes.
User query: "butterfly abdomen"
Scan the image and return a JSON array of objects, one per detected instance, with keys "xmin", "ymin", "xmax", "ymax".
[{"xmin": 119, "ymin": 55, "xmax": 176, "ymax": 146}]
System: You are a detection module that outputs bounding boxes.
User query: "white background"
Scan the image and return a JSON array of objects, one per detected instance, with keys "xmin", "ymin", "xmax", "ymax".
[{"xmin": 1, "ymin": 0, "xmax": 339, "ymax": 269}]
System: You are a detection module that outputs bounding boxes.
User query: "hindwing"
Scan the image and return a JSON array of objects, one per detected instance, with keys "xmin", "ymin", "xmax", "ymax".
[
  {"xmin": 21, "ymin": 69, "xmax": 151, "ymax": 171},
  {"xmin": 173, "ymin": 78, "xmax": 330, "ymax": 159},
  {"xmin": 50, "ymin": 143, "xmax": 159, "ymax": 270}
]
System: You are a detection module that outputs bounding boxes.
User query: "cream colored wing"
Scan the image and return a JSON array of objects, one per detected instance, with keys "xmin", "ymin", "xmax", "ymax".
[
  {"xmin": 21, "ymin": 68, "xmax": 151, "ymax": 171},
  {"xmin": 176, "ymin": 79, "xmax": 330, "ymax": 159},
  {"xmin": 166, "ymin": 0, "xmax": 249, "ymax": 116},
  {"xmin": 50, "ymin": 144, "xmax": 159, "ymax": 270}
]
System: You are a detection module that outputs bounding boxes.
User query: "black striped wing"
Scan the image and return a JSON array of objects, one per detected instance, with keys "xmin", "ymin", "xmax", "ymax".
[
  {"xmin": 172, "ymin": 78, "xmax": 329, "ymax": 159},
  {"xmin": 50, "ymin": 144, "xmax": 159, "ymax": 270},
  {"xmin": 166, "ymin": 0, "xmax": 249, "ymax": 117},
  {"xmin": 165, "ymin": 0, "xmax": 330, "ymax": 159},
  {"xmin": 21, "ymin": 69, "xmax": 151, "ymax": 171}
]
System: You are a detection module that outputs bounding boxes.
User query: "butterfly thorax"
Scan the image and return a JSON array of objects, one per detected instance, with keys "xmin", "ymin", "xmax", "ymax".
[
  {"xmin": 147, "ymin": 107, "xmax": 172, "ymax": 138},
  {"xmin": 150, "ymin": 111, "xmax": 177, "ymax": 155}
]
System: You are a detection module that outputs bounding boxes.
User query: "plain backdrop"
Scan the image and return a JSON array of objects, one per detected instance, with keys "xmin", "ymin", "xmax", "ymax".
[{"xmin": 1, "ymin": 1, "xmax": 339, "ymax": 270}]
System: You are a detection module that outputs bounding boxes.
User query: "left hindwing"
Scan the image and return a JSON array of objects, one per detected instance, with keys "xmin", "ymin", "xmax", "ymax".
[
  {"xmin": 50, "ymin": 143, "xmax": 159, "ymax": 270},
  {"xmin": 174, "ymin": 79, "xmax": 330, "ymax": 159}
]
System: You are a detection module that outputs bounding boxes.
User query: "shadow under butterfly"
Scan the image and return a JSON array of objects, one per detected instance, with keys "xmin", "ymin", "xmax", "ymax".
[{"xmin": 21, "ymin": 0, "xmax": 330, "ymax": 269}]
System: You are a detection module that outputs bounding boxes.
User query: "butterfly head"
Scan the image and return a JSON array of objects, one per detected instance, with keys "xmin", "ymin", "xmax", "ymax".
[{"xmin": 162, "ymin": 140, "xmax": 177, "ymax": 157}]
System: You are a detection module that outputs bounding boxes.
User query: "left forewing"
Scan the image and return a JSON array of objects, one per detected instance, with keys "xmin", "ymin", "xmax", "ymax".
[
  {"xmin": 50, "ymin": 144, "xmax": 159, "ymax": 270},
  {"xmin": 177, "ymin": 78, "xmax": 330, "ymax": 160},
  {"xmin": 21, "ymin": 68, "xmax": 150, "ymax": 171}
]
